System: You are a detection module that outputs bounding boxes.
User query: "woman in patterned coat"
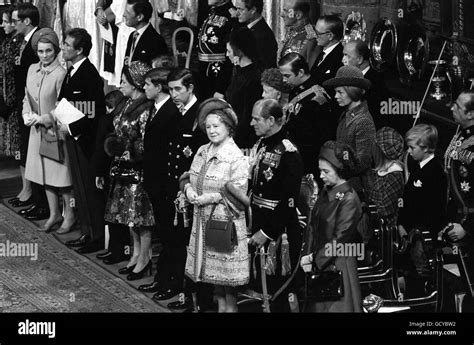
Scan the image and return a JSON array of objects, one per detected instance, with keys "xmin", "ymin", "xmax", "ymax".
[
  {"xmin": 183, "ymin": 98, "xmax": 250, "ymax": 312},
  {"xmin": 104, "ymin": 61, "xmax": 155, "ymax": 280},
  {"xmin": 323, "ymin": 65, "xmax": 376, "ymax": 200}
]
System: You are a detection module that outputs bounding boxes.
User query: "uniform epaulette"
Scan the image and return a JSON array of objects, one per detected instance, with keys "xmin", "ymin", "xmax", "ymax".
[
  {"xmin": 305, "ymin": 24, "xmax": 317, "ymax": 39},
  {"xmin": 282, "ymin": 139, "xmax": 297, "ymax": 152}
]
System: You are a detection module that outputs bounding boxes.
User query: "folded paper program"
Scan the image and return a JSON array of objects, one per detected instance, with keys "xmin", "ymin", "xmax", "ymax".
[{"xmin": 53, "ymin": 98, "xmax": 85, "ymax": 125}]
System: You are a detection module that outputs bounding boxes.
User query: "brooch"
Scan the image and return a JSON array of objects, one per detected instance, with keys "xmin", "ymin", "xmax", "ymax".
[
  {"xmin": 461, "ymin": 181, "xmax": 471, "ymax": 193},
  {"xmin": 183, "ymin": 146, "xmax": 193, "ymax": 158},
  {"xmin": 263, "ymin": 167, "xmax": 274, "ymax": 181},
  {"xmin": 335, "ymin": 192, "xmax": 345, "ymax": 200}
]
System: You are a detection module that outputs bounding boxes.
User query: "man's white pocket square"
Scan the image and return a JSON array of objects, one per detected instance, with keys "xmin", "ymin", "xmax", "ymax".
[{"xmin": 413, "ymin": 180, "xmax": 422, "ymax": 187}]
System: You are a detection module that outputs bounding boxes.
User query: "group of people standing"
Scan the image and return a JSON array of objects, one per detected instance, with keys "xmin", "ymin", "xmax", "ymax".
[{"xmin": 0, "ymin": 0, "xmax": 473, "ymax": 313}]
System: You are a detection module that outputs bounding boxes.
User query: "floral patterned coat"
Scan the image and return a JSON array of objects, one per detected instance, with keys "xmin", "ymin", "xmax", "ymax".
[{"xmin": 185, "ymin": 138, "xmax": 250, "ymax": 286}]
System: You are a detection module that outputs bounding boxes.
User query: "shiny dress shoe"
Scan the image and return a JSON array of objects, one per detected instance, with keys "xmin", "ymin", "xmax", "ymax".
[
  {"xmin": 18, "ymin": 203, "xmax": 38, "ymax": 215},
  {"xmin": 138, "ymin": 281, "xmax": 161, "ymax": 293},
  {"xmin": 8, "ymin": 197, "xmax": 19, "ymax": 205},
  {"xmin": 11, "ymin": 196, "xmax": 34, "ymax": 208},
  {"xmin": 168, "ymin": 297, "xmax": 193, "ymax": 311},
  {"xmin": 24, "ymin": 206, "xmax": 50, "ymax": 221},
  {"xmin": 152, "ymin": 288, "xmax": 179, "ymax": 301},
  {"xmin": 103, "ymin": 254, "xmax": 130, "ymax": 265},
  {"xmin": 38, "ymin": 217, "xmax": 63, "ymax": 233},
  {"xmin": 126, "ymin": 261, "xmax": 152, "ymax": 281},
  {"xmin": 75, "ymin": 240, "xmax": 103, "ymax": 254},
  {"xmin": 118, "ymin": 264, "xmax": 136, "ymax": 275},
  {"xmin": 65, "ymin": 234, "xmax": 90, "ymax": 248},
  {"xmin": 96, "ymin": 251, "xmax": 112, "ymax": 260}
]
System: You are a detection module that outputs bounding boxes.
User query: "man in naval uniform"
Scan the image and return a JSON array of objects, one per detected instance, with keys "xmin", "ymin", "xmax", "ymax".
[
  {"xmin": 197, "ymin": 0, "xmax": 238, "ymax": 99},
  {"xmin": 247, "ymin": 98, "xmax": 304, "ymax": 312},
  {"xmin": 443, "ymin": 90, "xmax": 474, "ymax": 311}
]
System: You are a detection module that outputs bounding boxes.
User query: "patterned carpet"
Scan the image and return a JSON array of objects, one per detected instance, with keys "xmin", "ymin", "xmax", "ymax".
[{"xmin": 0, "ymin": 204, "xmax": 168, "ymax": 313}]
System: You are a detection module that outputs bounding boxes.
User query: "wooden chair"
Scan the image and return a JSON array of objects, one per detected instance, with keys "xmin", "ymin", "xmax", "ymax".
[{"xmin": 171, "ymin": 27, "xmax": 194, "ymax": 68}]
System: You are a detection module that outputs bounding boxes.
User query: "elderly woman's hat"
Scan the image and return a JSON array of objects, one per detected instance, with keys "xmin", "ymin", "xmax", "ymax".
[
  {"xmin": 197, "ymin": 98, "xmax": 238, "ymax": 133},
  {"xmin": 323, "ymin": 65, "xmax": 371, "ymax": 90},
  {"xmin": 127, "ymin": 61, "xmax": 151, "ymax": 90},
  {"xmin": 31, "ymin": 28, "xmax": 60, "ymax": 53}
]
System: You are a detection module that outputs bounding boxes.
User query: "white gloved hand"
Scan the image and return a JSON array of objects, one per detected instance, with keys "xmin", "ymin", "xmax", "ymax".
[
  {"xmin": 300, "ymin": 253, "xmax": 313, "ymax": 272},
  {"xmin": 193, "ymin": 193, "xmax": 221, "ymax": 206}
]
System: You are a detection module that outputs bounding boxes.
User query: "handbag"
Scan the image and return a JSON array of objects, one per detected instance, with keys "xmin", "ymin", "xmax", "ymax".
[
  {"xmin": 305, "ymin": 262, "xmax": 344, "ymax": 301},
  {"xmin": 205, "ymin": 195, "xmax": 238, "ymax": 253},
  {"xmin": 109, "ymin": 158, "xmax": 142, "ymax": 184},
  {"xmin": 39, "ymin": 116, "xmax": 64, "ymax": 163}
]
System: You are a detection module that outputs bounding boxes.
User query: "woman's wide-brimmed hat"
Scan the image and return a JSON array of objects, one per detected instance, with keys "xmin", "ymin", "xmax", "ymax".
[
  {"xmin": 322, "ymin": 65, "xmax": 372, "ymax": 90},
  {"xmin": 197, "ymin": 98, "xmax": 238, "ymax": 133}
]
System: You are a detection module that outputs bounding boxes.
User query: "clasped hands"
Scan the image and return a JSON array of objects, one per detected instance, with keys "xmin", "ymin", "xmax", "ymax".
[{"xmin": 185, "ymin": 187, "xmax": 219, "ymax": 206}]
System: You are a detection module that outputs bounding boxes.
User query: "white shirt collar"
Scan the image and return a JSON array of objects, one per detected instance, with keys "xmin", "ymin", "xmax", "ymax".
[
  {"xmin": 154, "ymin": 95, "xmax": 170, "ymax": 112},
  {"xmin": 362, "ymin": 66, "xmax": 370, "ymax": 75},
  {"xmin": 24, "ymin": 27, "xmax": 38, "ymax": 43},
  {"xmin": 70, "ymin": 57, "xmax": 87, "ymax": 77},
  {"xmin": 322, "ymin": 41, "xmax": 340, "ymax": 56},
  {"xmin": 419, "ymin": 154, "xmax": 435, "ymax": 169},
  {"xmin": 181, "ymin": 95, "xmax": 197, "ymax": 115},
  {"xmin": 247, "ymin": 16, "xmax": 263, "ymax": 29},
  {"xmin": 134, "ymin": 23, "xmax": 150, "ymax": 41}
]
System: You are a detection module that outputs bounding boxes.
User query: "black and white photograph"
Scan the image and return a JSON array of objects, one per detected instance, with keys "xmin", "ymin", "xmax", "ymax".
[{"xmin": 0, "ymin": 0, "xmax": 473, "ymax": 344}]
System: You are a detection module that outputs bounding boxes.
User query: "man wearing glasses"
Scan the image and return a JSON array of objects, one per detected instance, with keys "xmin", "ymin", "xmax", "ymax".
[
  {"xmin": 443, "ymin": 90, "xmax": 474, "ymax": 311},
  {"xmin": 279, "ymin": 0, "xmax": 317, "ymax": 70},
  {"xmin": 309, "ymin": 14, "xmax": 344, "ymax": 85}
]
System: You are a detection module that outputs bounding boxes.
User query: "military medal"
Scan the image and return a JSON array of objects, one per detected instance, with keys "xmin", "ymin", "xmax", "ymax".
[
  {"xmin": 459, "ymin": 165, "xmax": 469, "ymax": 178},
  {"xmin": 183, "ymin": 146, "xmax": 193, "ymax": 158},
  {"xmin": 263, "ymin": 167, "xmax": 274, "ymax": 181},
  {"xmin": 461, "ymin": 181, "xmax": 471, "ymax": 192}
]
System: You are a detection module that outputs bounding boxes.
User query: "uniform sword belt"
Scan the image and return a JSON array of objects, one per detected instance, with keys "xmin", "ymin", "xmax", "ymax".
[
  {"xmin": 198, "ymin": 53, "xmax": 226, "ymax": 62},
  {"xmin": 252, "ymin": 195, "xmax": 280, "ymax": 210}
]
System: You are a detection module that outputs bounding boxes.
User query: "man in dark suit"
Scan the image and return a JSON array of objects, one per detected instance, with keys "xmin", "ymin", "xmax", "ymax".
[
  {"xmin": 57, "ymin": 28, "xmax": 106, "ymax": 253},
  {"xmin": 309, "ymin": 14, "xmax": 344, "ymax": 85},
  {"xmin": 279, "ymin": 52, "xmax": 333, "ymax": 176},
  {"xmin": 11, "ymin": 4, "xmax": 49, "ymax": 220},
  {"xmin": 235, "ymin": 0, "xmax": 277, "ymax": 69},
  {"xmin": 138, "ymin": 68, "xmax": 180, "ymax": 294},
  {"xmin": 342, "ymin": 39, "xmax": 392, "ymax": 131},
  {"xmin": 123, "ymin": 0, "xmax": 168, "ymax": 67}
]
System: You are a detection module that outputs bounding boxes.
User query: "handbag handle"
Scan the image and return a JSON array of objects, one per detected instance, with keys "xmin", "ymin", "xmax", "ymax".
[{"xmin": 208, "ymin": 193, "xmax": 234, "ymax": 222}]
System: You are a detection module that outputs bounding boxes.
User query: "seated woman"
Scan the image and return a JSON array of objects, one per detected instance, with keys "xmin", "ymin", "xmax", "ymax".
[
  {"xmin": 183, "ymin": 98, "xmax": 250, "ymax": 313},
  {"xmin": 300, "ymin": 141, "xmax": 362, "ymax": 312},
  {"xmin": 103, "ymin": 61, "xmax": 156, "ymax": 279},
  {"xmin": 22, "ymin": 28, "xmax": 75, "ymax": 233}
]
